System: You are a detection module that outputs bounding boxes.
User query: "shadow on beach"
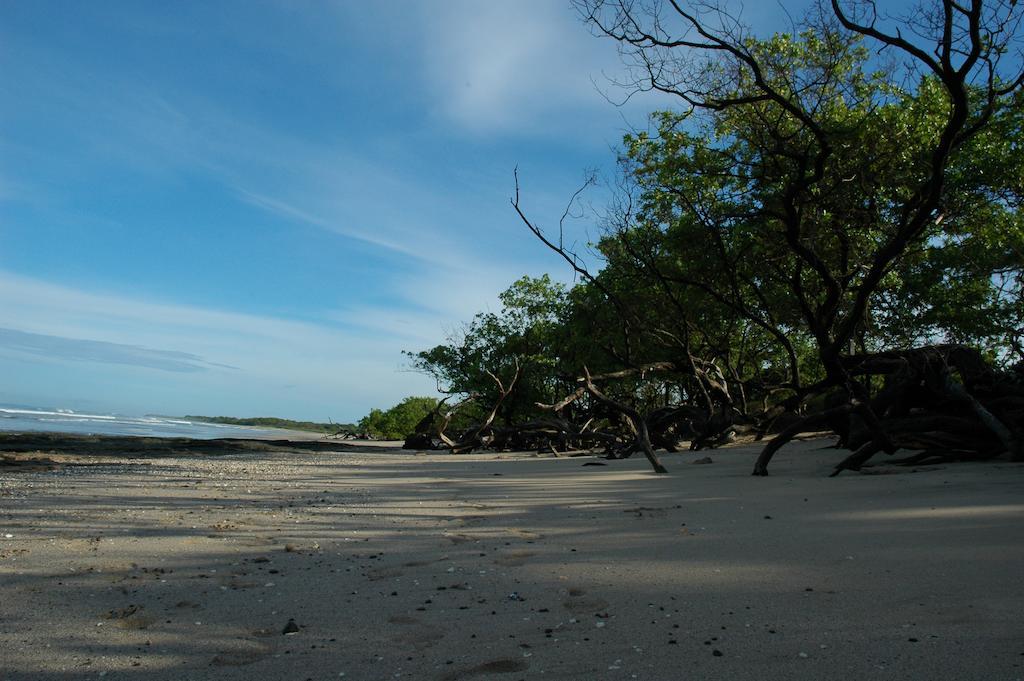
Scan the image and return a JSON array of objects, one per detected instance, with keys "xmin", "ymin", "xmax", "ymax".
[{"xmin": 0, "ymin": 432, "xmax": 402, "ymax": 469}]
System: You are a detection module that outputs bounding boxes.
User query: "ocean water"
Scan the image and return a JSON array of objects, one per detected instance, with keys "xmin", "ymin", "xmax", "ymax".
[{"xmin": 0, "ymin": 406, "xmax": 296, "ymax": 440}]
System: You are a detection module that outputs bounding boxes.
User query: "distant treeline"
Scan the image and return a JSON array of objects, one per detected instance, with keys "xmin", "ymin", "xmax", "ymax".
[
  {"xmin": 183, "ymin": 398, "xmax": 441, "ymax": 440},
  {"xmin": 185, "ymin": 416, "xmax": 356, "ymax": 434}
]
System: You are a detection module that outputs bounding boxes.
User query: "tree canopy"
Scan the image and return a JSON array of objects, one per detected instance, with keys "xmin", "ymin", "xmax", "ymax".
[
  {"xmin": 407, "ymin": 0, "xmax": 1023, "ymax": 474},
  {"xmin": 357, "ymin": 396, "xmax": 440, "ymax": 441}
]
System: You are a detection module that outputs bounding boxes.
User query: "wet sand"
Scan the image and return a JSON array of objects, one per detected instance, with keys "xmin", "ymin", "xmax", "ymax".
[{"xmin": 1, "ymin": 437, "xmax": 1022, "ymax": 680}]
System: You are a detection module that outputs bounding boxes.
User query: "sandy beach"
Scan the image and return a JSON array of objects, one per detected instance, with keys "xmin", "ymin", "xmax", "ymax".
[{"xmin": 1, "ymin": 437, "xmax": 1023, "ymax": 680}]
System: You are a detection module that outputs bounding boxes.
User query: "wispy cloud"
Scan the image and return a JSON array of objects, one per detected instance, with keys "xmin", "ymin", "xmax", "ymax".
[
  {"xmin": 231, "ymin": 187, "xmax": 433, "ymax": 263},
  {"xmin": 419, "ymin": 1, "xmax": 620, "ymax": 135},
  {"xmin": 3, "ymin": 58, "xmax": 504, "ymax": 272},
  {"xmin": 0, "ymin": 327, "xmax": 233, "ymax": 373},
  {"xmin": 409, "ymin": 0, "xmax": 684, "ymax": 139},
  {"xmin": 0, "ymin": 270, "xmax": 440, "ymax": 417},
  {"xmin": 0, "ymin": 1, "xmax": 633, "ymax": 418}
]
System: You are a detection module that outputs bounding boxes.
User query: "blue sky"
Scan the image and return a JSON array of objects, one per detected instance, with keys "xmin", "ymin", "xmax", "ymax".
[{"xmin": 0, "ymin": 0, "xmax": 796, "ymax": 420}]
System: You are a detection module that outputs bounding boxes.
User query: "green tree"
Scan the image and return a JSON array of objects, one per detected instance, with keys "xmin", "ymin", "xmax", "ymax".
[
  {"xmin": 358, "ymin": 397, "xmax": 440, "ymax": 440},
  {"xmin": 408, "ymin": 2, "xmax": 1023, "ymax": 472},
  {"xmin": 407, "ymin": 275, "xmax": 572, "ymax": 426},
  {"xmin": 513, "ymin": 0, "xmax": 1024, "ymax": 472}
]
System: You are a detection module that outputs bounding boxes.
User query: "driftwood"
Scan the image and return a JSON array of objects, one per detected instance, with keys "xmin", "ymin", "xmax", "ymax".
[
  {"xmin": 571, "ymin": 368, "xmax": 666, "ymax": 473},
  {"xmin": 450, "ymin": 363, "xmax": 522, "ymax": 454},
  {"xmin": 403, "ymin": 364, "xmax": 522, "ymax": 454},
  {"xmin": 407, "ymin": 344, "xmax": 1020, "ymax": 480},
  {"xmin": 751, "ymin": 345, "xmax": 1023, "ymax": 476}
]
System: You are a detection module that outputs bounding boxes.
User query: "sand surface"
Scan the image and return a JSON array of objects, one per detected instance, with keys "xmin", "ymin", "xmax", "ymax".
[{"xmin": 1, "ymin": 438, "xmax": 1023, "ymax": 680}]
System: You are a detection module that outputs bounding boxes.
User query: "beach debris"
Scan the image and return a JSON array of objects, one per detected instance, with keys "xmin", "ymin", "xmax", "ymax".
[
  {"xmin": 284, "ymin": 542, "xmax": 320, "ymax": 553},
  {"xmin": 691, "ymin": 457, "xmax": 713, "ymax": 464},
  {"xmin": 507, "ymin": 592, "xmax": 525, "ymax": 601},
  {"xmin": 104, "ymin": 605, "xmax": 140, "ymax": 619},
  {"xmin": 712, "ymin": 650, "xmax": 723, "ymax": 656},
  {"xmin": 282, "ymin": 618, "xmax": 300, "ymax": 635}
]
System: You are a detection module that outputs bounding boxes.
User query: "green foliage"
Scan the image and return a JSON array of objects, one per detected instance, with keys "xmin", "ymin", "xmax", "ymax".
[
  {"xmin": 617, "ymin": 29, "xmax": 1022, "ymax": 372},
  {"xmin": 409, "ymin": 12, "xmax": 1023, "ymax": 420},
  {"xmin": 357, "ymin": 396, "xmax": 439, "ymax": 440},
  {"xmin": 407, "ymin": 275, "xmax": 576, "ymax": 424},
  {"xmin": 184, "ymin": 416, "xmax": 355, "ymax": 434}
]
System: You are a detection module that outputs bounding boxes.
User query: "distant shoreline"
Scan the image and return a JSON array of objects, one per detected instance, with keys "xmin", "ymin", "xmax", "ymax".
[
  {"xmin": 0, "ymin": 431, "xmax": 403, "ymax": 465},
  {"xmin": 0, "ymin": 407, "xmax": 360, "ymax": 442},
  {"xmin": 181, "ymin": 415, "xmax": 357, "ymax": 435}
]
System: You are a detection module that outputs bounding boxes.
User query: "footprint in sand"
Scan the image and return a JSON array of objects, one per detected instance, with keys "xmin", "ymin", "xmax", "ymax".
[
  {"xmin": 238, "ymin": 536, "xmax": 278, "ymax": 547},
  {"xmin": 210, "ymin": 640, "xmax": 273, "ymax": 667},
  {"xmin": 403, "ymin": 559, "xmax": 436, "ymax": 568},
  {"xmin": 493, "ymin": 550, "xmax": 536, "ymax": 567},
  {"xmin": 396, "ymin": 626, "xmax": 445, "ymax": 650},
  {"xmin": 439, "ymin": 658, "xmax": 529, "ymax": 681},
  {"xmin": 623, "ymin": 505, "xmax": 670, "ymax": 518},
  {"xmin": 387, "ymin": 614, "xmax": 444, "ymax": 651},
  {"xmin": 103, "ymin": 605, "xmax": 156, "ymax": 631},
  {"xmin": 365, "ymin": 566, "xmax": 405, "ymax": 581},
  {"xmin": 389, "ymin": 615, "xmax": 444, "ymax": 650},
  {"xmin": 561, "ymin": 588, "xmax": 609, "ymax": 614}
]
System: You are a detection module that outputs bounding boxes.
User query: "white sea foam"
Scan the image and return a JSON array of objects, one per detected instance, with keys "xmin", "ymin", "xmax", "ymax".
[
  {"xmin": 0, "ymin": 407, "xmax": 287, "ymax": 439},
  {"xmin": 0, "ymin": 408, "xmax": 116, "ymax": 420}
]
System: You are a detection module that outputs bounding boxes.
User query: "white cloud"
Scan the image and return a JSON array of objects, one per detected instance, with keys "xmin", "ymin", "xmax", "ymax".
[
  {"xmin": 419, "ymin": 1, "xmax": 636, "ymax": 135},
  {"xmin": 0, "ymin": 270, "xmax": 440, "ymax": 417},
  {"xmin": 0, "ymin": 327, "xmax": 231, "ymax": 373},
  {"xmin": 232, "ymin": 187, "xmax": 433, "ymax": 263},
  {"xmin": 0, "ymin": 2, "xmax": 626, "ymax": 416}
]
